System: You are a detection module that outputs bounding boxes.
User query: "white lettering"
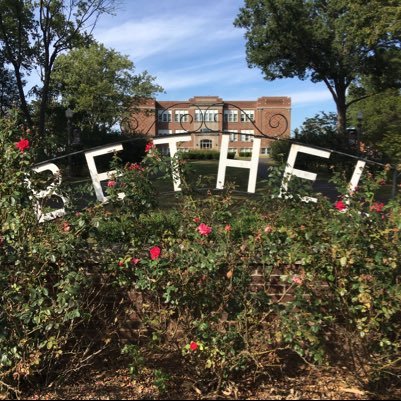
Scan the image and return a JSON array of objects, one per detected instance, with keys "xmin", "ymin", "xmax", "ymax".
[
  {"xmin": 280, "ymin": 144, "xmax": 331, "ymax": 203},
  {"xmin": 153, "ymin": 136, "xmax": 191, "ymax": 191},
  {"xmin": 31, "ymin": 163, "xmax": 68, "ymax": 223},
  {"xmin": 85, "ymin": 144, "xmax": 125, "ymax": 202},
  {"xmin": 216, "ymin": 134, "xmax": 261, "ymax": 193}
]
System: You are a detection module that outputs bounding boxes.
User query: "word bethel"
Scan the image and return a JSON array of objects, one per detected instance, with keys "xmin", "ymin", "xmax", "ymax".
[{"xmin": 32, "ymin": 136, "xmax": 366, "ymax": 223}]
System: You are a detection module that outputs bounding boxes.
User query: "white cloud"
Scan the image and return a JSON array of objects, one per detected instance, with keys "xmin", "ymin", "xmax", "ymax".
[
  {"xmin": 156, "ymin": 59, "xmax": 260, "ymax": 93},
  {"xmin": 289, "ymin": 90, "xmax": 333, "ymax": 105},
  {"xmin": 96, "ymin": 13, "xmax": 242, "ymax": 61}
]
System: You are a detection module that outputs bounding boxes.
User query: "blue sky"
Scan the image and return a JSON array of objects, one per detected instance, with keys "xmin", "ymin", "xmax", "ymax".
[{"xmin": 93, "ymin": 0, "xmax": 337, "ymax": 133}]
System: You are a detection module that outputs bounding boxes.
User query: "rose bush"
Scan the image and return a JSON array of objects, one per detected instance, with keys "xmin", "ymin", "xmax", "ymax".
[
  {"xmin": 0, "ymin": 114, "xmax": 159, "ymax": 396},
  {"xmin": 1, "ymin": 112, "xmax": 400, "ymax": 396},
  {"xmin": 114, "ymin": 160, "xmax": 401, "ymax": 392}
]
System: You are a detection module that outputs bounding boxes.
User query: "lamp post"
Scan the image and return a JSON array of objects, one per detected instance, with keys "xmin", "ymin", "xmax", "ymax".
[
  {"xmin": 65, "ymin": 108, "xmax": 73, "ymax": 177},
  {"xmin": 356, "ymin": 111, "xmax": 363, "ymax": 157}
]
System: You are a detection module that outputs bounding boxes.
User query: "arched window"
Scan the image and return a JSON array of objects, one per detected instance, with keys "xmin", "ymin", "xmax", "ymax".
[{"xmin": 200, "ymin": 139, "xmax": 212, "ymax": 149}]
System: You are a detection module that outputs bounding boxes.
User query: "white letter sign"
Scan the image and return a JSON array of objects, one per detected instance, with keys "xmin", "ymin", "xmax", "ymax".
[
  {"xmin": 153, "ymin": 136, "xmax": 191, "ymax": 191},
  {"xmin": 31, "ymin": 163, "xmax": 68, "ymax": 223},
  {"xmin": 85, "ymin": 144, "xmax": 125, "ymax": 202},
  {"xmin": 216, "ymin": 134, "xmax": 261, "ymax": 193},
  {"xmin": 280, "ymin": 144, "xmax": 331, "ymax": 203}
]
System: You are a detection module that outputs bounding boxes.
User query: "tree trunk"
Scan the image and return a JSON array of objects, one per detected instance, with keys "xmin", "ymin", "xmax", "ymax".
[
  {"xmin": 38, "ymin": 76, "xmax": 50, "ymax": 138},
  {"xmin": 335, "ymin": 84, "xmax": 347, "ymax": 136},
  {"xmin": 14, "ymin": 64, "xmax": 33, "ymax": 128}
]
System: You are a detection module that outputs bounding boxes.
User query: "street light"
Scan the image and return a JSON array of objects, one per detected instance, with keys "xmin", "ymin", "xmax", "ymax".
[
  {"xmin": 65, "ymin": 108, "xmax": 73, "ymax": 177},
  {"xmin": 356, "ymin": 111, "xmax": 363, "ymax": 156}
]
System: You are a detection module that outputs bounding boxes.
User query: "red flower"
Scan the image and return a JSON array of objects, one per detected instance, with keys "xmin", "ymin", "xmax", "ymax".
[
  {"xmin": 131, "ymin": 258, "xmax": 140, "ymax": 265},
  {"xmin": 16, "ymin": 138, "xmax": 29, "ymax": 152},
  {"xmin": 292, "ymin": 276, "xmax": 303, "ymax": 285},
  {"xmin": 189, "ymin": 341, "xmax": 199, "ymax": 351},
  {"xmin": 193, "ymin": 217, "xmax": 201, "ymax": 224},
  {"xmin": 107, "ymin": 180, "xmax": 116, "ymax": 188},
  {"xmin": 118, "ymin": 261, "xmax": 124, "ymax": 267},
  {"xmin": 145, "ymin": 142, "xmax": 154, "ymax": 153},
  {"xmin": 264, "ymin": 225, "xmax": 273, "ymax": 233},
  {"xmin": 370, "ymin": 202, "xmax": 385, "ymax": 213},
  {"xmin": 334, "ymin": 200, "xmax": 347, "ymax": 211},
  {"xmin": 149, "ymin": 246, "xmax": 161, "ymax": 260},
  {"xmin": 197, "ymin": 223, "xmax": 212, "ymax": 236},
  {"xmin": 128, "ymin": 163, "xmax": 144, "ymax": 171},
  {"xmin": 62, "ymin": 221, "xmax": 71, "ymax": 232},
  {"xmin": 224, "ymin": 224, "xmax": 231, "ymax": 232}
]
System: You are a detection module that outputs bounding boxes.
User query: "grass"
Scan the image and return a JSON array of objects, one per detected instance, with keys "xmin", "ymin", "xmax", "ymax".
[{"xmin": 155, "ymin": 158, "xmax": 275, "ymax": 194}]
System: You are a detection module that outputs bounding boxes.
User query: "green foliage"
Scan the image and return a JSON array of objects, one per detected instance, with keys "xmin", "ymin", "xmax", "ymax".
[
  {"xmin": 0, "ymin": 114, "xmax": 159, "ymax": 396},
  {"xmin": 0, "ymin": 56, "xmax": 19, "ymax": 117},
  {"xmin": 269, "ymin": 139, "xmax": 291, "ymax": 163},
  {"xmin": 111, "ymin": 160, "xmax": 401, "ymax": 391},
  {"xmin": 52, "ymin": 43, "xmax": 163, "ymax": 134},
  {"xmin": 348, "ymin": 88, "xmax": 401, "ymax": 163},
  {"xmin": 0, "ymin": 0, "xmax": 118, "ymax": 136},
  {"xmin": 181, "ymin": 150, "xmax": 221, "ymax": 160},
  {"xmin": 1, "ymin": 114, "xmax": 400, "ymax": 396},
  {"xmin": 234, "ymin": 0, "xmax": 401, "ymax": 133}
]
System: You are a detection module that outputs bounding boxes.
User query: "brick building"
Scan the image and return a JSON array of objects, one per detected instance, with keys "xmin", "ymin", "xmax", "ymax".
[{"xmin": 129, "ymin": 96, "xmax": 291, "ymax": 156}]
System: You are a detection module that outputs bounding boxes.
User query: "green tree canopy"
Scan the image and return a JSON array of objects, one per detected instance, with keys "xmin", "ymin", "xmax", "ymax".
[
  {"xmin": 52, "ymin": 43, "xmax": 163, "ymax": 134},
  {"xmin": 0, "ymin": 56, "xmax": 19, "ymax": 117},
  {"xmin": 0, "ymin": 0, "xmax": 116, "ymax": 137},
  {"xmin": 348, "ymin": 88, "xmax": 401, "ymax": 163},
  {"xmin": 235, "ymin": 0, "xmax": 401, "ymax": 134}
]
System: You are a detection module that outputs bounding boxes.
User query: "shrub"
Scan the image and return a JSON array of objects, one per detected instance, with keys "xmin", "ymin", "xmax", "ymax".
[
  {"xmin": 113, "ymin": 162, "xmax": 401, "ymax": 392},
  {"xmin": 1, "ymin": 115, "xmax": 400, "ymax": 396},
  {"xmin": 0, "ymin": 114, "xmax": 157, "ymax": 396}
]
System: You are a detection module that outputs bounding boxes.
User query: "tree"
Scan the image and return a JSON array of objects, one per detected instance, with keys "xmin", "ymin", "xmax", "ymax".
[
  {"xmin": 348, "ymin": 88, "xmax": 401, "ymax": 163},
  {"xmin": 234, "ymin": 0, "xmax": 401, "ymax": 135},
  {"xmin": 0, "ymin": 0, "xmax": 116, "ymax": 138},
  {"xmin": 0, "ymin": 56, "xmax": 19, "ymax": 117},
  {"xmin": 51, "ymin": 43, "xmax": 163, "ymax": 134}
]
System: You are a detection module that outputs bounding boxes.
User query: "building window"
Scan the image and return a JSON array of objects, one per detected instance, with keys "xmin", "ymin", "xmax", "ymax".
[
  {"xmin": 200, "ymin": 139, "xmax": 212, "ymax": 149},
  {"xmin": 224, "ymin": 110, "xmax": 238, "ymax": 122},
  {"xmin": 174, "ymin": 110, "xmax": 189, "ymax": 123},
  {"xmin": 241, "ymin": 110, "xmax": 255, "ymax": 122},
  {"xmin": 261, "ymin": 147, "xmax": 270, "ymax": 155},
  {"xmin": 240, "ymin": 148, "xmax": 252, "ymax": 155},
  {"xmin": 158, "ymin": 109, "xmax": 172, "ymax": 122},
  {"xmin": 240, "ymin": 130, "xmax": 254, "ymax": 142},
  {"xmin": 158, "ymin": 129, "xmax": 172, "ymax": 136},
  {"xmin": 229, "ymin": 131, "xmax": 238, "ymax": 142},
  {"xmin": 195, "ymin": 110, "xmax": 218, "ymax": 122}
]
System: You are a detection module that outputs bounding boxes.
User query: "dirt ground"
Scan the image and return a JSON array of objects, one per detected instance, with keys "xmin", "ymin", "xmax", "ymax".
[{"xmin": 19, "ymin": 358, "xmax": 400, "ymax": 400}]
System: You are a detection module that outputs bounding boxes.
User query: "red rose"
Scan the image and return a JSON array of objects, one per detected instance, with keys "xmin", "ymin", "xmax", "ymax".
[
  {"xmin": 189, "ymin": 341, "xmax": 198, "ymax": 351},
  {"xmin": 107, "ymin": 180, "xmax": 116, "ymax": 188},
  {"xmin": 131, "ymin": 258, "xmax": 140, "ymax": 265},
  {"xmin": 16, "ymin": 138, "xmax": 29, "ymax": 152},
  {"xmin": 145, "ymin": 142, "xmax": 154, "ymax": 153},
  {"xmin": 224, "ymin": 224, "xmax": 231, "ymax": 232},
  {"xmin": 149, "ymin": 246, "xmax": 161, "ymax": 260},
  {"xmin": 334, "ymin": 200, "xmax": 346, "ymax": 211},
  {"xmin": 370, "ymin": 202, "xmax": 384, "ymax": 213},
  {"xmin": 197, "ymin": 223, "xmax": 212, "ymax": 236}
]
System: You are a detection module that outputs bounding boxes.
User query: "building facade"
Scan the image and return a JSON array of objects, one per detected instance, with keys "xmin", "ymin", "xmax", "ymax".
[{"xmin": 129, "ymin": 96, "xmax": 291, "ymax": 156}]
